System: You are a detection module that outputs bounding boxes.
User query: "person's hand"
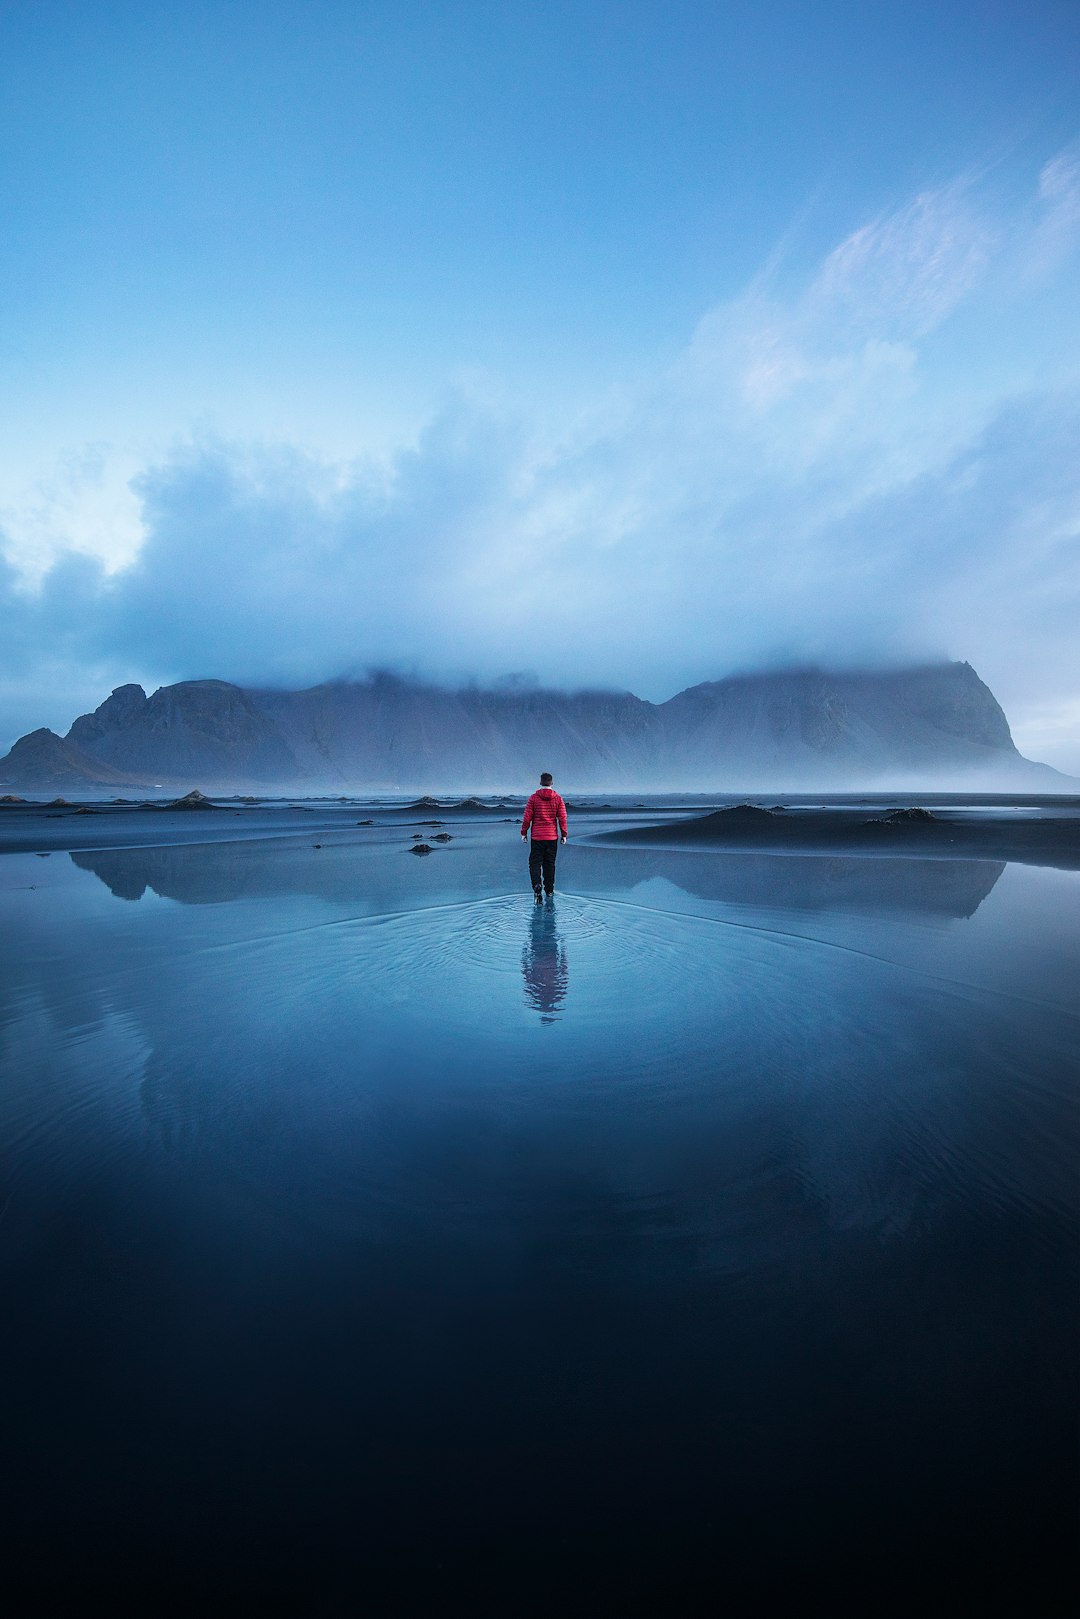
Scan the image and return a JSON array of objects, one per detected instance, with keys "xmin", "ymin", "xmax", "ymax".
[
  {"xmin": 561, "ymin": 835, "xmax": 567, "ymax": 844},
  {"xmin": 521, "ymin": 833, "xmax": 528, "ymax": 842}
]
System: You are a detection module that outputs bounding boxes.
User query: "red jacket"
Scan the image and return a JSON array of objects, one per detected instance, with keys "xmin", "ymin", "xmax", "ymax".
[{"xmin": 521, "ymin": 787, "xmax": 567, "ymax": 840}]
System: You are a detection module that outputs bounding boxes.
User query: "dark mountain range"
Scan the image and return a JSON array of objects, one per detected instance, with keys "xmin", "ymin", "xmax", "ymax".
[
  {"xmin": 0, "ymin": 727, "xmax": 155, "ymax": 789},
  {"xmin": 0, "ymin": 662, "xmax": 1067, "ymax": 791}
]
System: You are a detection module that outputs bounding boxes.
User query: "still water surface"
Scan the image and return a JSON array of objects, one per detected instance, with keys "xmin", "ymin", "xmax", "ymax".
[{"xmin": 2, "ymin": 825, "xmax": 1077, "ymax": 1615}]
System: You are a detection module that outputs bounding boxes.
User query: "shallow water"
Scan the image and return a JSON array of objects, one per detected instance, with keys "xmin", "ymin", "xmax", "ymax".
[{"xmin": 2, "ymin": 824, "xmax": 1077, "ymax": 1616}]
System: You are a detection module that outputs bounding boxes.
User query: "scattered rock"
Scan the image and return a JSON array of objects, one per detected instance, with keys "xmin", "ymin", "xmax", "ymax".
[
  {"xmin": 164, "ymin": 790, "xmax": 219, "ymax": 811},
  {"xmin": 0, "ymin": 794, "xmax": 26, "ymax": 804},
  {"xmin": 409, "ymin": 843, "xmax": 433, "ymax": 855},
  {"xmin": 866, "ymin": 806, "xmax": 940, "ymax": 827},
  {"xmin": 408, "ymin": 796, "xmax": 441, "ymax": 808},
  {"xmin": 73, "ymin": 806, "xmax": 102, "ymax": 814},
  {"xmin": 356, "ymin": 819, "xmax": 374, "ymax": 826},
  {"xmin": 47, "ymin": 797, "xmax": 71, "ymax": 807},
  {"xmin": 432, "ymin": 832, "xmax": 453, "ymax": 842},
  {"xmin": 709, "ymin": 803, "xmax": 775, "ymax": 821}
]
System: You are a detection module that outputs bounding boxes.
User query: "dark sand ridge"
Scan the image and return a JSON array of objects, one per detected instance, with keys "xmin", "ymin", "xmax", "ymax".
[
  {"xmin": 596, "ymin": 802, "xmax": 1080, "ymax": 870},
  {"xmin": 4, "ymin": 791, "xmax": 1079, "ymax": 866},
  {"xmin": 0, "ymin": 793, "xmax": 646, "ymax": 855},
  {"xmin": 0, "ymin": 796, "xmax": 534, "ymax": 856}
]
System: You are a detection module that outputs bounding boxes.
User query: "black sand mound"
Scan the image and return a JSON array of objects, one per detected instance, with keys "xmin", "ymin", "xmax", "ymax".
[
  {"xmin": 598, "ymin": 804, "xmax": 1080, "ymax": 869},
  {"xmin": 871, "ymin": 806, "xmax": 938, "ymax": 825},
  {"xmin": 389, "ymin": 798, "xmax": 503, "ymax": 817},
  {"xmin": 160, "ymin": 790, "xmax": 221, "ymax": 811},
  {"xmin": 700, "ymin": 803, "xmax": 777, "ymax": 826}
]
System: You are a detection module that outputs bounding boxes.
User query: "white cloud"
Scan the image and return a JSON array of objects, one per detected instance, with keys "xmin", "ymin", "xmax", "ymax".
[
  {"xmin": 0, "ymin": 447, "xmax": 145, "ymax": 584},
  {"xmin": 1, "ymin": 147, "xmax": 1079, "ymax": 767}
]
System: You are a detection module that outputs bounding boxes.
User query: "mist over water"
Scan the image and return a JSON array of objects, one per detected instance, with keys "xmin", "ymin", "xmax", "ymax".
[{"xmin": 1, "ymin": 813, "xmax": 1077, "ymax": 1615}]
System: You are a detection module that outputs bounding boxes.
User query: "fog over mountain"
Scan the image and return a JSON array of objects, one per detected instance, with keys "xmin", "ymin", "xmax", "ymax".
[
  {"xmin": 0, "ymin": 661, "xmax": 1066, "ymax": 793},
  {"xmin": 1, "ymin": 16, "xmax": 1078, "ymax": 773}
]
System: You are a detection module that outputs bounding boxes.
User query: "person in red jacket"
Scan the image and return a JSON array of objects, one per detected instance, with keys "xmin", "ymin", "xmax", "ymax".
[{"xmin": 520, "ymin": 772, "xmax": 568, "ymax": 901}]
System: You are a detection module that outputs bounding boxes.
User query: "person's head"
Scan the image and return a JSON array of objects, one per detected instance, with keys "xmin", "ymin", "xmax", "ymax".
[{"xmin": 540, "ymin": 772, "xmax": 553, "ymax": 786}]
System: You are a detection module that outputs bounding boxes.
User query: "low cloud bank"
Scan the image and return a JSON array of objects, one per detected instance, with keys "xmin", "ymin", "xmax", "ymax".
[{"xmin": 2, "ymin": 147, "xmax": 1079, "ymax": 768}]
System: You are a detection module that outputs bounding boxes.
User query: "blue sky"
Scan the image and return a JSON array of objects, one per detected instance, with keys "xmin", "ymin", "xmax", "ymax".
[{"xmin": 2, "ymin": 0, "xmax": 1079, "ymax": 769}]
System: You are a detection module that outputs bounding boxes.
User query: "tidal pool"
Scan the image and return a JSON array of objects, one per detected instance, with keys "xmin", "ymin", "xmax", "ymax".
[{"xmin": 1, "ymin": 819, "xmax": 1077, "ymax": 1616}]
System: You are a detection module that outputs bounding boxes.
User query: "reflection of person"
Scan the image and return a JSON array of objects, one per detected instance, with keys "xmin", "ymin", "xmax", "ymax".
[
  {"xmin": 522, "ymin": 904, "xmax": 568, "ymax": 1022},
  {"xmin": 520, "ymin": 772, "xmax": 568, "ymax": 901}
]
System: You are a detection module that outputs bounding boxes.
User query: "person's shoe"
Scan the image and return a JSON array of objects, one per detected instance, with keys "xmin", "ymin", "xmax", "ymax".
[
  {"xmin": 544, "ymin": 889, "xmax": 554, "ymax": 899},
  {"xmin": 533, "ymin": 886, "xmax": 543, "ymax": 903}
]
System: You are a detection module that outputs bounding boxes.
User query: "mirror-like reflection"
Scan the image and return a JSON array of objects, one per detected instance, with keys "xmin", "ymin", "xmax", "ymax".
[
  {"xmin": 2, "ymin": 825, "xmax": 1076, "ymax": 1619},
  {"xmin": 71, "ymin": 837, "xmax": 1006, "ymax": 920},
  {"xmin": 521, "ymin": 902, "xmax": 569, "ymax": 1021},
  {"xmin": 71, "ymin": 837, "xmax": 369, "ymax": 903}
]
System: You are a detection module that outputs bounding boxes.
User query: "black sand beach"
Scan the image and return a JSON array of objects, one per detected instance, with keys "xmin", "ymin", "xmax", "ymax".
[
  {"xmin": 598, "ymin": 797, "xmax": 1080, "ymax": 868},
  {"xmin": 4, "ymin": 789, "xmax": 1079, "ymax": 864}
]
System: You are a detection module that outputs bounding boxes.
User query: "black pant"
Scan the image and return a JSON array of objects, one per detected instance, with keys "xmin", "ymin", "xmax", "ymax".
[{"xmin": 529, "ymin": 839, "xmax": 559, "ymax": 894}]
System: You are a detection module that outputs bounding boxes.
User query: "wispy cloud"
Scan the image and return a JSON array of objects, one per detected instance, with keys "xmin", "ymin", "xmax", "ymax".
[
  {"xmin": 811, "ymin": 182, "xmax": 996, "ymax": 339},
  {"xmin": 1030, "ymin": 140, "xmax": 1080, "ymax": 277}
]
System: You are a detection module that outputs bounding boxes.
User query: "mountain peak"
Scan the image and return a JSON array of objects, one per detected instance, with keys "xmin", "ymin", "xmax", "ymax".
[{"xmin": 0, "ymin": 661, "xmax": 1063, "ymax": 791}]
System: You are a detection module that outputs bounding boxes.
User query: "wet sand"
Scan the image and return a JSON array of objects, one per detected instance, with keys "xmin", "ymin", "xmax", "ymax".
[
  {"xmin": 2, "ymin": 794, "xmax": 1078, "ymax": 1617},
  {"xmin": 0, "ymin": 797, "xmax": 520, "ymax": 855},
  {"xmin": 4, "ymin": 790, "xmax": 1079, "ymax": 867}
]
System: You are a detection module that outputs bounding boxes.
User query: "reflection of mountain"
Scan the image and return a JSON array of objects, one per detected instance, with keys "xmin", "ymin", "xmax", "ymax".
[
  {"xmin": 522, "ymin": 907, "xmax": 569, "ymax": 1022},
  {"xmin": 71, "ymin": 840, "xmax": 368, "ymax": 904},
  {"xmin": 72, "ymin": 837, "xmax": 1005, "ymax": 921},
  {"xmin": 577, "ymin": 847, "xmax": 1006, "ymax": 920}
]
